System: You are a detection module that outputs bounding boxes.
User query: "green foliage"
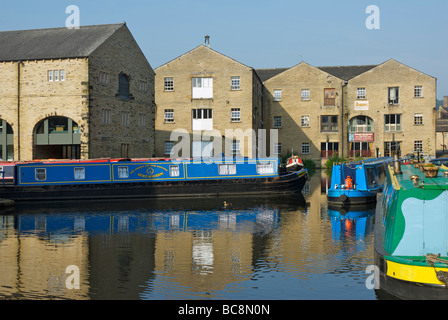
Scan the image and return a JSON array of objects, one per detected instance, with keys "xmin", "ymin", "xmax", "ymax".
[{"xmin": 324, "ymin": 154, "xmax": 346, "ymax": 176}]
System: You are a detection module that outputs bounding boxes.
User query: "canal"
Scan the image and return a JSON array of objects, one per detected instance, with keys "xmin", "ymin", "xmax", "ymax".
[{"xmin": 0, "ymin": 171, "xmax": 387, "ymax": 300}]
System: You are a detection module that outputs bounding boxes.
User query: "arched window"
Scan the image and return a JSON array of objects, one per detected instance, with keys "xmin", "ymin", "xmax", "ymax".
[
  {"xmin": 348, "ymin": 116, "xmax": 374, "ymax": 133},
  {"xmin": 0, "ymin": 119, "xmax": 14, "ymax": 161},
  {"xmin": 118, "ymin": 72, "xmax": 130, "ymax": 99}
]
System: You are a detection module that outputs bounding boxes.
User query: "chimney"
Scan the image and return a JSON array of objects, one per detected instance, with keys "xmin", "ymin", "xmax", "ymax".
[{"xmin": 204, "ymin": 35, "xmax": 210, "ymax": 48}]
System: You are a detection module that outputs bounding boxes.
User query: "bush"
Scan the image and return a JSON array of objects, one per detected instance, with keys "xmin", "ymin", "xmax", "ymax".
[{"xmin": 324, "ymin": 154, "xmax": 346, "ymax": 176}]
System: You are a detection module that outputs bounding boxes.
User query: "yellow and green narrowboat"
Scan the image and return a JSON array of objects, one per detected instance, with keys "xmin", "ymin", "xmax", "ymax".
[{"xmin": 375, "ymin": 162, "xmax": 448, "ymax": 299}]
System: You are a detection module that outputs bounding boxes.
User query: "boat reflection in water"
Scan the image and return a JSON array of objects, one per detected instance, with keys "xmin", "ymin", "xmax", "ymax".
[
  {"xmin": 327, "ymin": 204, "xmax": 376, "ymax": 243},
  {"xmin": 1, "ymin": 196, "xmax": 307, "ymax": 300}
]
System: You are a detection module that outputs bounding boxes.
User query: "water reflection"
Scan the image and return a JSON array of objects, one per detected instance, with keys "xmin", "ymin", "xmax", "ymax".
[{"xmin": 0, "ymin": 171, "xmax": 380, "ymax": 300}]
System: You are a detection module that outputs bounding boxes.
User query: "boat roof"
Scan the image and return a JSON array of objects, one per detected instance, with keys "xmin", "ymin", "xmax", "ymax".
[{"xmin": 392, "ymin": 163, "xmax": 448, "ymax": 190}]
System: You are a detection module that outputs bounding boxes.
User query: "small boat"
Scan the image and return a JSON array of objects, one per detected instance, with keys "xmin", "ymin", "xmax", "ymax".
[
  {"xmin": 375, "ymin": 161, "xmax": 448, "ymax": 299},
  {"xmin": 284, "ymin": 155, "xmax": 304, "ymax": 172},
  {"xmin": 327, "ymin": 157, "xmax": 392, "ymax": 207},
  {"xmin": 0, "ymin": 157, "xmax": 308, "ymax": 202}
]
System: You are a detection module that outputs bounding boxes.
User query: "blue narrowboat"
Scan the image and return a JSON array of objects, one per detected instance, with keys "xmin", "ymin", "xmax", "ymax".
[
  {"xmin": 327, "ymin": 157, "xmax": 392, "ymax": 207},
  {"xmin": 0, "ymin": 157, "xmax": 308, "ymax": 202}
]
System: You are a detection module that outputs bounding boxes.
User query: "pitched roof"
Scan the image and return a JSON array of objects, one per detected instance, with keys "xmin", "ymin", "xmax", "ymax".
[
  {"xmin": 0, "ymin": 23, "xmax": 125, "ymax": 62},
  {"xmin": 317, "ymin": 65, "xmax": 378, "ymax": 81},
  {"xmin": 255, "ymin": 68, "xmax": 289, "ymax": 82}
]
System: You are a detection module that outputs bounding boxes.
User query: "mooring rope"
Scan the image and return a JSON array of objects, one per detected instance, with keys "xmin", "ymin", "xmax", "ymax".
[{"xmin": 426, "ymin": 254, "xmax": 448, "ymax": 286}]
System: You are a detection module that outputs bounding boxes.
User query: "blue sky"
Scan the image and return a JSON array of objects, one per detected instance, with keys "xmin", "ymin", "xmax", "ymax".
[{"xmin": 1, "ymin": 0, "xmax": 447, "ymax": 99}]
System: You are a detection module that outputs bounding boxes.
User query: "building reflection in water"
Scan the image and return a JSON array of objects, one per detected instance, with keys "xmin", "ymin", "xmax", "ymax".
[{"xmin": 0, "ymin": 171, "xmax": 377, "ymax": 300}]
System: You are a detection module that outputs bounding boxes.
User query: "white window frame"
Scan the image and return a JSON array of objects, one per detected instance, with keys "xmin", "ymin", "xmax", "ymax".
[
  {"xmin": 35, "ymin": 168, "xmax": 47, "ymax": 181},
  {"xmin": 414, "ymin": 113, "xmax": 423, "ymax": 125},
  {"xmin": 48, "ymin": 70, "xmax": 53, "ymax": 82},
  {"xmin": 231, "ymin": 140, "xmax": 240, "ymax": 155},
  {"xmin": 138, "ymin": 113, "xmax": 146, "ymax": 127},
  {"xmin": 302, "ymin": 143, "xmax": 310, "ymax": 155},
  {"xmin": 101, "ymin": 109, "xmax": 111, "ymax": 124},
  {"xmin": 231, "ymin": 76, "xmax": 241, "ymax": 90},
  {"xmin": 164, "ymin": 109, "xmax": 174, "ymax": 123},
  {"xmin": 414, "ymin": 86, "xmax": 423, "ymax": 98},
  {"xmin": 357, "ymin": 87, "xmax": 366, "ymax": 99},
  {"xmin": 256, "ymin": 162, "xmax": 274, "ymax": 174},
  {"xmin": 74, "ymin": 167, "xmax": 85, "ymax": 180},
  {"xmin": 301, "ymin": 89, "xmax": 310, "ymax": 101},
  {"xmin": 273, "ymin": 89, "xmax": 282, "ymax": 101},
  {"xmin": 192, "ymin": 77, "xmax": 213, "ymax": 99},
  {"xmin": 274, "ymin": 143, "xmax": 282, "ymax": 155},
  {"xmin": 414, "ymin": 140, "xmax": 423, "ymax": 152},
  {"xmin": 388, "ymin": 87, "xmax": 399, "ymax": 105},
  {"xmin": 118, "ymin": 166, "xmax": 129, "ymax": 179},
  {"xmin": 218, "ymin": 164, "xmax": 237, "ymax": 175},
  {"xmin": 121, "ymin": 111, "xmax": 129, "ymax": 126},
  {"xmin": 164, "ymin": 77, "xmax": 174, "ymax": 91},
  {"xmin": 231, "ymin": 108, "xmax": 241, "ymax": 122},
  {"xmin": 169, "ymin": 165, "xmax": 180, "ymax": 177},
  {"xmin": 301, "ymin": 115, "xmax": 310, "ymax": 127},
  {"xmin": 60, "ymin": 70, "xmax": 65, "ymax": 81},
  {"xmin": 384, "ymin": 114, "xmax": 402, "ymax": 132}
]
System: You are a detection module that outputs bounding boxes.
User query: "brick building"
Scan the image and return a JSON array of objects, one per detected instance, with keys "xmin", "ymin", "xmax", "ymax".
[
  {"xmin": 0, "ymin": 23, "xmax": 155, "ymax": 161},
  {"xmin": 154, "ymin": 43, "xmax": 264, "ymax": 158},
  {"xmin": 261, "ymin": 59, "xmax": 437, "ymax": 165}
]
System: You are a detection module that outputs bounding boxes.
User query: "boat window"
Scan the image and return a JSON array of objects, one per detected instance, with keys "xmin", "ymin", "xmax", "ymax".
[
  {"xmin": 35, "ymin": 168, "xmax": 46, "ymax": 181},
  {"xmin": 257, "ymin": 162, "xmax": 274, "ymax": 174},
  {"xmin": 366, "ymin": 168, "xmax": 377, "ymax": 188},
  {"xmin": 169, "ymin": 165, "xmax": 180, "ymax": 177},
  {"xmin": 377, "ymin": 165, "xmax": 386, "ymax": 185},
  {"xmin": 218, "ymin": 164, "xmax": 236, "ymax": 175},
  {"xmin": 74, "ymin": 167, "xmax": 85, "ymax": 180},
  {"xmin": 118, "ymin": 166, "xmax": 129, "ymax": 179}
]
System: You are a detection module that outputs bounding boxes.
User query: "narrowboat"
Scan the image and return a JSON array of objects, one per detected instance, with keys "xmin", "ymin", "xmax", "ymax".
[
  {"xmin": 0, "ymin": 157, "xmax": 308, "ymax": 202},
  {"xmin": 327, "ymin": 157, "xmax": 392, "ymax": 207},
  {"xmin": 374, "ymin": 162, "xmax": 448, "ymax": 299},
  {"xmin": 284, "ymin": 155, "xmax": 304, "ymax": 172}
]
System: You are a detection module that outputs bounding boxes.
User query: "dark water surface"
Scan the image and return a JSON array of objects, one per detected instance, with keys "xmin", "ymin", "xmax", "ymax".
[{"xmin": 0, "ymin": 171, "xmax": 383, "ymax": 300}]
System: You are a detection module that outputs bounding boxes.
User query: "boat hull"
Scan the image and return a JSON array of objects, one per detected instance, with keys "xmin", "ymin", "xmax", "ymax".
[
  {"xmin": 0, "ymin": 171, "xmax": 307, "ymax": 202},
  {"xmin": 327, "ymin": 189, "xmax": 378, "ymax": 206}
]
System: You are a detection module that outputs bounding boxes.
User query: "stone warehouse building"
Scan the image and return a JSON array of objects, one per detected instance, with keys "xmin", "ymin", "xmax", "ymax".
[
  {"xmin": 154, "ymin": 43, "xmax": 265, "ymax": 158},
  {"xmin": 0, "ymin": 23, "xmax": 155, "ymax": 161},
  {"xmin": 261, "ymin": 59, "xmax": 437, "ymax": 165}
]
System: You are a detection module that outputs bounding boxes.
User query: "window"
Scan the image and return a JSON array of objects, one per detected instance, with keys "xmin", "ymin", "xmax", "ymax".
[
  {"xmin": 139, "ymin": 81, "xmax": 148, "ymax": 92},
  {"xmin": 357, "ymin": 87, "xmax": 366, "ymax": 99},
  {"xmin": 273, "ymin": 116, "xmax": 282, "ymax": 128},
  {"xmin": 301, "ymin": 115, "xmax": 310, "ymax": 127},
  {"xmin": 118, "ymin": 166, "xmax": 129, "ymax": 179},
  {"xmin": 164, "ymin": 77, "xmax": 174, "ymax": 91},
  {"xmin": 121, "ymin": 111, "xmax": 129, "ymax": 126},
  {"xmin": 321, "ymin": 115, "xmax": 338, "ymax": 132},
  {"xmin": 384, "ymin": 114, "xmax": 402, "ymax": 132},
  {"xmin": 321, "ymin": 142, "xmax": 339, "ymax": 158},
  {"xmin": 74, "ymin": 167, "xmax": 85, "ymax": 180},
  {"xmin": 388, "ymin": 87, "xmax": 399, "ymax": 104},
  {"xmin": 218, "ymin": 164, "xmax": 236, "ymax": 175},
  {"xmin": 138, "ymin": 113, "xmax": 146, "ymax": 127},
  {"xmin": 231, "ymin": 76, "xmax": 240, "ymax": 90},
  {"xmin": 48, "ymin": 70, "xmax": 65, "ymax": 82},
  {"xmin": 169, "ymin": 165, "xmax": 180, "ymax": 177},
  {"xmin": 414, "ymin": 140, "xmax": 423, "ymax": 152},
  {"xmin": 231, "ymin": 108, "xmax": 241, "ymax": 122},
  {"xmin": 384, "ymin": 141, "xmax": 401, "ymax": 157},
  {"xmin": 273, "ymin": 90, "xmax": 282, "ymax": 101},
  {"xmin": 414, "ymin": 113, "xmax": 423, "ymax": 125},
  {"xmin": 192, "ymin": 77, "xmax": 213, "ymax": 99},
  {"xmin": 231, "ymin": 140, "xmax": 240, "ymax": 155},
  {"xmin": 301, "ymin": 143, "xmax": 310, "ymax": 154},
  {"xmin": 349, "ymin": 116, "xmax": 374, "ymax": 133},
  {"xmin": 301, "ymin": 89, "xmax": 310, "ymax": 101},
  {"xmin": 257, "ymin": 162, "xmax": 274, "ymax": 174},
  {"xmin": 324, "ymin": 88, "xmax": 336, "ymax": 106},
  {"xmin": 414, "ymin": 86, "xmax": 423, "ymax": 98},
  {"xmin": 101, "ymin": 109, "xmax": 111, "ymax": 124},
  {"xmin": 274, "ymin": 143, "xmax": 282, "ymax": 155},
  {"xmin": 192, "ymin": 109, "xmax": 213, "ymax": 130},
  {"xmin": 35, "ymin": 168, "xmax": 46, "ymax": 181},
  {"xmin": 118, "ymin": 73, "xmax": 130, "ymax": 99},
  {"xmin": 164, "ymin": 109, "xmax": 174, "ymax": 123},
  {"xmin": 99, "ymin": 71, "xmax": 109, "ymax": 84},
  {"xmin": 165, "ymin": 141, "xmax": 174, "ymax": 155}
]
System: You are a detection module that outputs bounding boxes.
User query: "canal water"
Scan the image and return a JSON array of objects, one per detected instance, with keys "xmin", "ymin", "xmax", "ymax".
[{"xmin": 0, "ymin": 171, "xmax": 386, "ymax": 300}]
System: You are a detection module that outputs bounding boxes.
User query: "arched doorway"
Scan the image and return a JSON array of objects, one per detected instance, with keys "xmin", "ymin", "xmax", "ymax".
[
  {"xmin": 348, "ymin": 116, "xmax": 374, "ymax": 158},
  {"xmin": 34, "ymin": 116, "xmax": 81, "ymax": 159},
  {"xmin": 0, "ymin": 119, "xmax": 14, "ymax": 161}
]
